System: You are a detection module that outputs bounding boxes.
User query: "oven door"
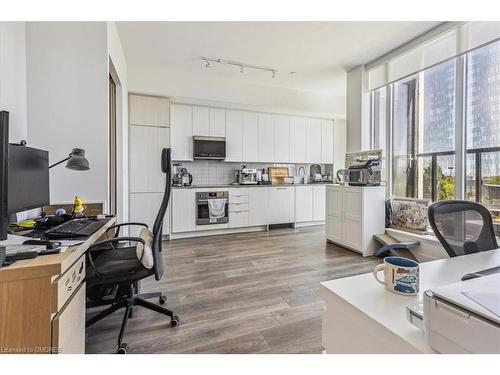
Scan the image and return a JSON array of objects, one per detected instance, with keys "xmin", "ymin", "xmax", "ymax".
[{"xmin": 196, "ymin": 193, "xmax": 229, "ymax": 225}]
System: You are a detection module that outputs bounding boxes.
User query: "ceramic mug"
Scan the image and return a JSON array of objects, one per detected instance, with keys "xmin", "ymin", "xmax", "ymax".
[{"xmin": 373, "ymin": 256, "xmax": 419, "ymax": 295}]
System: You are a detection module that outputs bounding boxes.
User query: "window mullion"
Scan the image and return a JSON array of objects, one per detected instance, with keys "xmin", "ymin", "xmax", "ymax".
[{"xmin": 455, "ymin": 55, "xmax": 466, "ymax": 200}]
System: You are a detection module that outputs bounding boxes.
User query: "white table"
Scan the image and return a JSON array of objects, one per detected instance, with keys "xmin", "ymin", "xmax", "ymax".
[{"xmin": 320, "ymin": 249, "xmax": 500, "ymax": 353}]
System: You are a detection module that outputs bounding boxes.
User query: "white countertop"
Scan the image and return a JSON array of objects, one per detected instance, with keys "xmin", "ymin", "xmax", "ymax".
[{"xmin": 320, "ymin": 249, "xmax": 500, "ymax": 353}]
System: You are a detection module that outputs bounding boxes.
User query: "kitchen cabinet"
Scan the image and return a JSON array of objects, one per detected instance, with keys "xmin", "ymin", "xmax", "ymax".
[
  {"xmin": 274, "ymin": 115, "xmax": 290, "ymax": 163},
  {"xmin": 129, "ymin": 94, "xmax": 170, "ymax": 127},
  {"xmin": 325, "ymin": 185, "xmax": 385, "ymax": 256},
  {"xmin": 209, "ymin": 108, "xmax": 226, "ymax": 137},
  {"xmin": 295, "ymin": 186, "xmax": 313, "ymax": 222},
  {"xmin": 269, "ymin": 186, "xmax": 295, "ymax": 224},
  {"xmin": 192, "ymin": 106, "xmax": 226, "ymax": 137},
  {"xmin": 258, "ymin": 113, "xmax": 275, "ymax": 162},
  {"xmin": 321, "ymin": 120, "xmax": 334, "ymax": 164},
  {"xmin": 171, "ymin": 103, "xmax": 193, "ymax": 160},
  {"xmin": 289, "ymin": 117, "xmax": 306, "ymax": 163},
  {"xmin": 248, "ymin": 187, "xmax": 269, "ymax": 226},
  {"xmin": 192, "ymin": 106, "xmax": 209, "ymax": 136},
  {"xmin": 229, "ymin": 188, "xmax": 249, "ymax": 228},
  {"xmin": 130, "ymin": 126, "xmax": 170, "ymax": 193},
  {"xmin": 225, "ymin": 110, "xmax": 243, "ymax": 162},
  {"xmin": 312, "ymin": 185, "xmax": 326, "ymax": 221},
  {"xmin": 242, "ymin": 111, "xmax": 259, "ymax": 161},
  {"xmin": 172, "ymin": 189, "xmax": 196, "ymax": 233},
  {"xmin": 130, "ymin": 193, "xmax": 170, "ymax": 236},
  {"xmin": 306, "ymin": 118, "xmax": 322, "ymax": 164}
]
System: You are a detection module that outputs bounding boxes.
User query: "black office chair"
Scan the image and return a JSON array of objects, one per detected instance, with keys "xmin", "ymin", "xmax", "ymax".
[
  {"xmin": 428, "ymin": 200, "xmax": 498, "ymax": 257},
  {"xmin": 85, "ymin": 148, "xmax": 179, "ymax": 354}
]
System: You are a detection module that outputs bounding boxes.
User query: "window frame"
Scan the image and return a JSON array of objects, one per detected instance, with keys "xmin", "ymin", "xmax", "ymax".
[{"xmin": 373, "ymin": 40, "xmax": 500, "ymax": 209}]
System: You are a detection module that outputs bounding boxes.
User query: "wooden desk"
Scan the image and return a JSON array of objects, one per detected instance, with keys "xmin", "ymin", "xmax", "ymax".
[
  {"xmin": 320, "ymin": 249, "xmax": 500, "ymax": 354},
  {"xmin": 0, "ymin": 217, "xmax": 115, "ymax": 354}
]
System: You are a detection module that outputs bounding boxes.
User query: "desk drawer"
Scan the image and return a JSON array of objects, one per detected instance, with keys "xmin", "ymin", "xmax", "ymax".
[{"xmin": 54, "ymin": 255, "xmax": 85, "ymax": 311}]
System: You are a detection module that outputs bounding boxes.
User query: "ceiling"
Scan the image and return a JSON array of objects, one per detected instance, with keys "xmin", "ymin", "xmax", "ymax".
[{"xmin": 117, "ymin": 21, "xmax": 441, "ymax": 94}]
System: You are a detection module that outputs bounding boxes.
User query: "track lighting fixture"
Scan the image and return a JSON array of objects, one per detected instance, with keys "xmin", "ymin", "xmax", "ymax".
[{"xmin": 202, "ymin": 57, "xmax": 278, "ymax": 78}]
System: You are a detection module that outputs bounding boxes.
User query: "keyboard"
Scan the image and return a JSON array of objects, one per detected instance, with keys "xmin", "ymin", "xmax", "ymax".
[{"xmin": 44, "ymin": 218, "xmax": 108, "ymax": 239}]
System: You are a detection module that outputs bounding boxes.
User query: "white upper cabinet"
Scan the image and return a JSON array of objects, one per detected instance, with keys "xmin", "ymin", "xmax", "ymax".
[
  {"xmin": 321, "ymin": 119, "xmax": 334, "ymax": 164},
  {"xmin": 242, "ymin": 111, "xmax": 259, "ymax": 161},
  {"xmin": 193, "ymin": 107, "xmax": 226, "ymax": 137},
  {"xmin": 258, "ymin": 113, "xmax": 275, "ymax": 162},
  {"xmin": 306, "ymin": 118, "xmax": 322, "ymax": 164},
  {"xmin": 274, "ymin": 115, "xmax": 290, "ymax": 163},
  {"xmin": 171, "ymin": 103, "xmax": 193, "ymax": 161},
  {"xmin": 289, "ymin": 117, "xmax": 306, "ymax": 163},
  {"xmin": 129, "ymin": 95, "xmax": 170, "ymax": 127},
  {"xmin": 209, "ymin": 108, "xmax": 226, "ymax": 137},
  {"xmin": 225, "ymin": 110, "xmax": 243, "ymax": 162},
  {"xmin": 192, "ymin": 106, "xmax": 209, "ymax": 136}
]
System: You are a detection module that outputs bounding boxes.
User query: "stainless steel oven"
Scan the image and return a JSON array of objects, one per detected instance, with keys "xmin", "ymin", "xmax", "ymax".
[{"xmin": 196, "ymin": 191, "xmax": 229, "ymax": 225}]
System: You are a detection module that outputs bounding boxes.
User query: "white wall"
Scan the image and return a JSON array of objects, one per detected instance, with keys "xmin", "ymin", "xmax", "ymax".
[
  {"xmin": 128, "ymin": 66, "xmax": 346, "ymax": 120},
  {"xmin": 346, "ymin": 66, "xmax": 370, "ymax": 153},
  {"xmin": 0, "ymin": 22, "xmax": 27, "ymax": 143},
  {"xmin": 26, "ymin": 22, "xmax": 109, "ymax": 207},
  {"xmin": 107, "ymin": 21, "xmax": 129, "ymax": 223}
]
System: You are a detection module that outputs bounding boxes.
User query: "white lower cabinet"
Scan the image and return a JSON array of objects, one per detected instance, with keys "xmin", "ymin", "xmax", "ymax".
[
  {"xmin": 248, "ymin": 187, "xmax": 269, "ymax": 226},
  {"xmin": 269, "ymin": 187, "xmax": 295, "ymax": 224},
  {"xmin": 129, "ymin": 193, "xmax": 170, "ymax": 237},
  {"xmin": 295, "ymin": 186, "xmax": 313, "ymax": 222},
  {"xmin": 325, "ymin": 185, "xmax": 385, "ymax": 256},
  {"xmin": 229, "ymin": 188, "xmax": 249, "ymax": 228},
  {"xmin": 295, "ymin": 185, "xmax": 326, "ymax": 223},
  {"xmin": 312, "ymin": 185, "xmax": 326, "ymax": 221},
  {"xmin": 172, "ymin": 189, "xmax": 196, "ymax": 233}
]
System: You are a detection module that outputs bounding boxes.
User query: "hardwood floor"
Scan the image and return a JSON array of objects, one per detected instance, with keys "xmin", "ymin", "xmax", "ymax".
[{"xmin": 85, "ymin": 226, "xmax": 381, "ymax": 354}]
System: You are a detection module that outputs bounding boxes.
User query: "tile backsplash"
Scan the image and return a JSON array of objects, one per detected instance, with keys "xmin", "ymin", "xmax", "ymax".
[{"xmin": 177, "ymin": 160, "xmax": 330, "ymax": 186}]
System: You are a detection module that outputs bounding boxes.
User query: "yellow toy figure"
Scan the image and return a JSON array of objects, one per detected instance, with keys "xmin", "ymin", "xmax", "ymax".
[{"xmin": 72, "ymin": 196, "xmax": 85, "ymax": 217}]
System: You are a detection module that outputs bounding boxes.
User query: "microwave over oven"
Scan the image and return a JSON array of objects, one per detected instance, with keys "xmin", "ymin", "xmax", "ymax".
[{"xmin": 193, "ymin": 136, "xmax": 226, "ymax": 160}]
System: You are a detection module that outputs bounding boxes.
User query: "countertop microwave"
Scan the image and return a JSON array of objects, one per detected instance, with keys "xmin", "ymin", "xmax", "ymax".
[{"xmin": 193, "ymin": 136, "xmax": 226, "ymax": 160}]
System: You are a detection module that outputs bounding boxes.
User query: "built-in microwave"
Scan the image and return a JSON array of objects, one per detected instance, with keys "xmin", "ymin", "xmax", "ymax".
[{"xmin": 193, "ymin": 136, "xmax": 226, "ymax": 160}]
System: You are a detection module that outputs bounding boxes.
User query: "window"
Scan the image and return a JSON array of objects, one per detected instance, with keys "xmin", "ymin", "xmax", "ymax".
[
  {"xmin": 390, "ymin": 59, "xmax": 457, "ymax": 201},
  {"xmin": 465, "ymin": 41, "xmax": 500, "ymax": 232},
  {"xmin": 370, "ymin": 87, "xmax": 387, "ymax": 181},
  {"xmin": 392, "ymin": 76, "xmax": 417, "ymax": 198}
]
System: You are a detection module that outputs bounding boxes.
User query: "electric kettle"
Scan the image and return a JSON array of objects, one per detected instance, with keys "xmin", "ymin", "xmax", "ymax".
[{"xmin": 336, "ymin": 169, "xmax": 349, "ymax": 184}]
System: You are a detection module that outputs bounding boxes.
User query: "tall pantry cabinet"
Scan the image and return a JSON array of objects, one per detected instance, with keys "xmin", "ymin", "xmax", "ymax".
[{"xmin": 129, "ymin": 94, "xmax": 171, "ymax": 237}]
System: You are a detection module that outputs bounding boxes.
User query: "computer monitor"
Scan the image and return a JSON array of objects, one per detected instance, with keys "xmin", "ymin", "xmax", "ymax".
[
  {"xmin": 0, "ymin": 111, "xmax": 8, "ymax": 240},
  {"xmin": 8, "ymin": 144, "xmax": 50, "ymax": 214}
]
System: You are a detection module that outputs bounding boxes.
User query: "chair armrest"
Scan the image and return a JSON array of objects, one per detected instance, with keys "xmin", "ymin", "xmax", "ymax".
[
  {"xmin": 86, "ymin": 237, "xmax": 145, "ymax": 280},
  {"xmin": 106, "ymin": 222, "xmax": 149, "ymax": 238}
]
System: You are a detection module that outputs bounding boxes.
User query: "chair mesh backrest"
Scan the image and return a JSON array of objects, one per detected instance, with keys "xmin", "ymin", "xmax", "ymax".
[
  {"xmin": 152, "ymin": 148, "xmax": 171, "ymax": 280},
  {"xmin": 428, "ymin": 200, "xmax": 498, "ymax": 257}
]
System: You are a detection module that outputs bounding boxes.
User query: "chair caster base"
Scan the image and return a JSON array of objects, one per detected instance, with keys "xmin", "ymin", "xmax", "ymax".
[
  {"xmin": 159, "ymin": 296, "xmax": 167, "ymax": 305},
  {"xmin": 170, "ymin": 315, "xmax": 180, "ymax": 327},
  {"xmin": 117, "ymin": 343, "xmax": 129, "ymax": 354}
]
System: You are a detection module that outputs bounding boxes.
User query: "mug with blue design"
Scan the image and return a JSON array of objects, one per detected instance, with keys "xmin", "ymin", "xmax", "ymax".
[{"xmin": 373, "ymin": 256, "xmax": 419, "ymax": 295}]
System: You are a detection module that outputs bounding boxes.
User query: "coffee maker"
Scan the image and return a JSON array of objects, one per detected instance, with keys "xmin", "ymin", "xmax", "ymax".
[
  {"xmin": 172, "ymin": 162, "xmax": 183, "ymax": 187},
  {"xmin": 238, "ymin": 166, "xmax": 258, "ymax": 185}
]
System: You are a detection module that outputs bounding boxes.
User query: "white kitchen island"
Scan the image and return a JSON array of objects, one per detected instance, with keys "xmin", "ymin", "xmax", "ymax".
[{"xmin": 320, "ymin": 249, "xmax": 500, "ymax": 353}]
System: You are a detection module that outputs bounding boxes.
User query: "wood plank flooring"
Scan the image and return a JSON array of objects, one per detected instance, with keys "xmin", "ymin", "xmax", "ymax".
[{"xmin": 85, "ymin": 226, "xmax": 381, "ymax": 354}]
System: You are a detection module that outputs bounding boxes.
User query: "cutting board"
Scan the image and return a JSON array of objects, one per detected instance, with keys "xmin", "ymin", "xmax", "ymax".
[{"xmin": 268, "ymin": 167, "xmax": 289, "ymax": 185}]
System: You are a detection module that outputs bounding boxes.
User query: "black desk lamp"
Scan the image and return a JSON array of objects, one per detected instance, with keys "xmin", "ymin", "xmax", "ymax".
[{"xmin": 49, "ymin": 148, "xmax": 89, "ymax": 170}]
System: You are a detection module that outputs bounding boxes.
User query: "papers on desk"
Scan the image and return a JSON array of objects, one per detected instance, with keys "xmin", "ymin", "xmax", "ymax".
[{"xmin": 462, "ymin": 291, "xmax": 500, "ymax": 318}]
